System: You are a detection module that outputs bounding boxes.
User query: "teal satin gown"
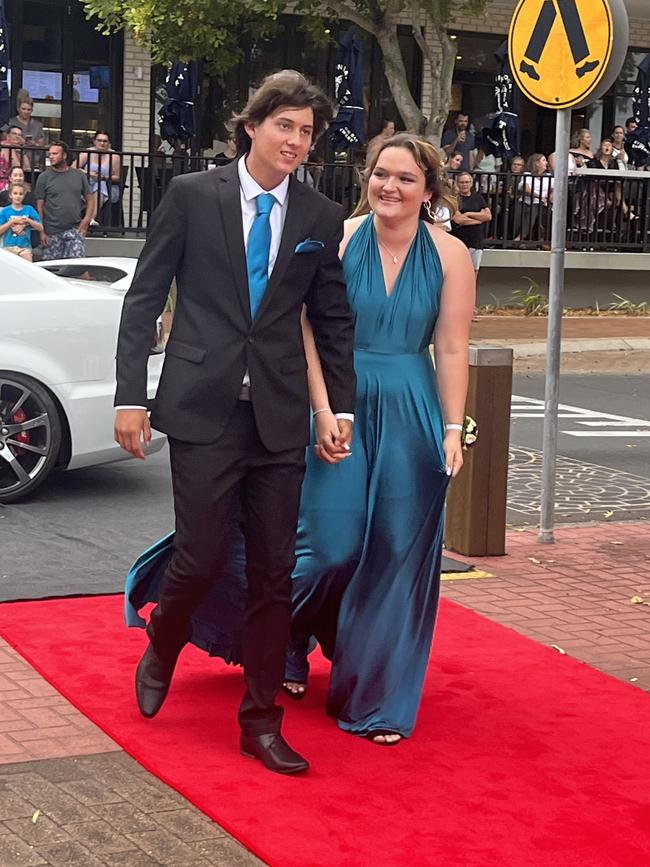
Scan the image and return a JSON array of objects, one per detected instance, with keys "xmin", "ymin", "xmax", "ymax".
[
  {"xmin": 286, "ymin": 215, "xmax": 449, "ymax": 737},
  {"xmin": 125, "ymin": 214, "xmax": 449, "ymax": 738}
]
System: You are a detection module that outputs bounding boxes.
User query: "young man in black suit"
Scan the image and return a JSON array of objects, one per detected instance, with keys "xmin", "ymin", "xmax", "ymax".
[{"xmin": 114, "ymin": 71, "xmax": 356, "ymax": 774}]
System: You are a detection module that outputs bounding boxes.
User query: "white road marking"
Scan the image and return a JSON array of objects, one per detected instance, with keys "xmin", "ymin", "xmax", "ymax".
[
  {"xmin": 511, "ymin": 395, "xmax": 650, "ymax": 437},
  {"xmin": 563, "ymin": 431, "xmax": 650, "ymax": 438},
  {"xmin": 577, "ymin": 421, "xmax": 650, "ymax": 427}
]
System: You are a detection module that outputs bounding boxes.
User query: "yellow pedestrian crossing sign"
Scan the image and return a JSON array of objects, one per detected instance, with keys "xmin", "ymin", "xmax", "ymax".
[{"xmin": 509, "ymin": 0, "xmax": 626, "ymax": 109}]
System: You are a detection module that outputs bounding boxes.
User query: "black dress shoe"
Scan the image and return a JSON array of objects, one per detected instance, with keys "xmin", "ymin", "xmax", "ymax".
[
  {"xmin": 135, "ymin": 644, "xmax": 177, "ymax": 718},
  {"xmin": 240, "ymin": 733, "xmax": 309, "ymax": 774}
]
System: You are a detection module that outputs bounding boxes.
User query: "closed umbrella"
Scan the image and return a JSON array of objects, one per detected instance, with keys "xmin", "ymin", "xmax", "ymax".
[
  {"xmin": 158, "ymin": 61, "xmax": 198, "ymax": 145},
  {"xmin": 480, "ymin": 41, "xmax": 521, "ymax": 161},
  {"xmin": 329, "ymin": 29, "xmax": 366, "ymax": 152},
  {"xmin": 626, "ymin": 54, "xmax": 650, "ymax": 168},
  {"xmin": 0, "ymin": 0, "xmax": 10, "ymax": 129}
]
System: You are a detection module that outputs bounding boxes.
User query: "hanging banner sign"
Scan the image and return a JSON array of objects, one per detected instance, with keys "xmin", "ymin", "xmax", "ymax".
[{"xmin": 509, "ymin": 0, "xmax": 629, "ymax": 109}]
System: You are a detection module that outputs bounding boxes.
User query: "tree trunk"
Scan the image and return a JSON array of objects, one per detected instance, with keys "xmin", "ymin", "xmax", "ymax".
[
  {"xmin": 375, "ymin": 26, "xmax": 426, "ymax": 134},
  {"xmin": 424, "ymin": 27, "xmax": 456, "ymax": 144}
]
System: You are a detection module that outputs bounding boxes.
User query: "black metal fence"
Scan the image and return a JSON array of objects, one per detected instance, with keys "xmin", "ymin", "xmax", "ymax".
[
  {"xmin": 467, "ymin": 169, "xmax": 650, "ymax": 254},
  {"xmin": 3, "ymin": 145, "xmax": 650, "ymax": 253}
]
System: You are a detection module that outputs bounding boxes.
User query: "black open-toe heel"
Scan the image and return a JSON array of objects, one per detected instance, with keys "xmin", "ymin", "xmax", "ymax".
[
  {"xmin": 366, "ymin": 729, "xmax": 402, "ymax": 746},
  {"xmin": 282, "ymin": 681, "xmax": 308, "ymax": 701}
]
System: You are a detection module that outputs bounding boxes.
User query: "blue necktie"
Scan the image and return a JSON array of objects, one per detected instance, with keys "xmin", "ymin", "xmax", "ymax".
[{"xmin": 246, "ymin": 193, "xmax": 276, "ymax": 319}]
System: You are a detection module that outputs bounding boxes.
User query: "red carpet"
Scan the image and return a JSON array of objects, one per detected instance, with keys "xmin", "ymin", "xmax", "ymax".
[{"xmin": 1, "ymin": 596, "xmax": 649, "ymax": 867}]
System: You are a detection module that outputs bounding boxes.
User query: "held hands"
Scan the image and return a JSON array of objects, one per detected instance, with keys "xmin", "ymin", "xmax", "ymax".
[
  {"xmin": 443, "ymin": 429, "xmax": 464, "ymax": 479},
  {"xmin": 314, "ymin": 411, "xmax": 353, "ymax": 465},
  {"xmin": 114, "ymin": 409, "xmax": 151, "ymax": 460}
]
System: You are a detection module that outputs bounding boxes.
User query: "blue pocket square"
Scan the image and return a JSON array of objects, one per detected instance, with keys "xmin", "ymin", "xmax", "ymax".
[{"xmin": 295, "ymin": 239, "xmax": 325, "ymax": 254}]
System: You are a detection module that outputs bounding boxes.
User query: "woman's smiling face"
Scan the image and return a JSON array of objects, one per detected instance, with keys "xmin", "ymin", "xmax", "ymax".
[{"xmin": 368, "ymin": 147, "xmax": 431, "ymax": 221}]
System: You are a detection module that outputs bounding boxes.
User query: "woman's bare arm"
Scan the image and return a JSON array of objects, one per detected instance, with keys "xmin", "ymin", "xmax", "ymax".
[
  {"xmin": 299, "ymin": 215, "xmax": 365, "ymax": 462},
  {"xmin": 428, "ymin": 227, "xmax": 476, "ymax": 476}
]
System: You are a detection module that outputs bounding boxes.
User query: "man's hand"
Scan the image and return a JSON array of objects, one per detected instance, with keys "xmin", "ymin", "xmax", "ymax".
[
  {"xmin": 114, "ymin": 409, "xmax": 151, "ymax": 460},
  {"xmin": 78, "ymin": 221, "xmax": 90, "ymax": 238},
  {"xmin": 41, "ymin": 231, "xmax": 50, "ymax": 246}
]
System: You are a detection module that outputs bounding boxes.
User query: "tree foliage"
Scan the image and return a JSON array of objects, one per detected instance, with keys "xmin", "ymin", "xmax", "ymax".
[
  {"xmin": 309, "ymin": 0, "xmax": 490, "ymax": 139},
  {"xmin": 83, "ymin": 0, "xmax": 283, "ymax": 73},
  {"xmin": 84, "ymin": 0, "xmax": 491, "ymax": 141}
]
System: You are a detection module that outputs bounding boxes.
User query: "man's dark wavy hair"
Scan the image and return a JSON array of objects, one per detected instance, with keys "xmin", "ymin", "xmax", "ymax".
[{"xmin": 229, "ymin": 70, "xmax": 333, "ymax": 155}]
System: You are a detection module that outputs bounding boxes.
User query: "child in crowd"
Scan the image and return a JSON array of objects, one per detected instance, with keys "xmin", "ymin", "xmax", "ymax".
[{"xmin": 0, "ymin": 183, "xmax": 43, "ymax": 262}]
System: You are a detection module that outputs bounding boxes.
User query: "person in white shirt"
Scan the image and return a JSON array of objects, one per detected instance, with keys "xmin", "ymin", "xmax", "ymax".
[
  {"xmin": 516, "ymin": 153, "xmax": 554, "ymax": 242},
  {"xmin": 114, "ymin": 71, "xmax": 356, "ymax": 776}
]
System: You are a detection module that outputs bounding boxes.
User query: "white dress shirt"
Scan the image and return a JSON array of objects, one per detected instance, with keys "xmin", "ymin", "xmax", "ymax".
[
  {"xmin": 238, "ymin": 155, "xmax": 288, "ymax": 276},
  {"xmin": 118, "ymin": 156, "xmax": 353, "ymax": 422},
  {"xmin": 238, "ymin": 156, "xmax": 287, "ymax": 387}
]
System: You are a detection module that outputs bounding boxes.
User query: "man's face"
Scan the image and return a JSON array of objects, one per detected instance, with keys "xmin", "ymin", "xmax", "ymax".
[
  {"xmin": 18, "ymin": 103, "xmax": 33, "ymax": 122},
  {"xmin": 48, "ymin": 146, "xmax": 66, "ymax": 167},
  {"xmin": 8, "ymin": 128, "xmax": 23, "ymax": 146},
  {"xmin": 456, "ymin": 114, "xmax": 469, "ymax": 131},
  {"xmin": 457, "ymin": 173, "xmax": 473, "ymax": 195},
  {"xmin": 245, "ymin": 106, "xmax": 314, "ymax": 182},
  {"xmin": 626, "ymin": 120, "xmax": 638, "ymax": 134}
]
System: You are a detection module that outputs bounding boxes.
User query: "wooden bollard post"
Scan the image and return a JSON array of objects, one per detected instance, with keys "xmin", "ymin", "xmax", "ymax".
[{"xmin": 445, "ymin": 346, "xmax": 513, "ymax": 557}]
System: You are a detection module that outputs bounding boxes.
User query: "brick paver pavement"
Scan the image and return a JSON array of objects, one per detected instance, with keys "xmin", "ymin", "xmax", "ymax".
[
  {"xmin": 0, "ymin": 519, "xmax": 648, "ymax": 864},
  {"xmin": 0, "ymin": 638, "xmax": 262, "ymax": 865},
  {"xmin": 442, "ymin": 520, "xmax": 650, "ymax": 690}
]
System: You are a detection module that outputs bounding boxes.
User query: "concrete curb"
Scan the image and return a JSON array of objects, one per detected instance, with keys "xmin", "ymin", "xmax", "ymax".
[{"xmin": 472, "ymin": 338, "xmax": 650, "ymax": 358}]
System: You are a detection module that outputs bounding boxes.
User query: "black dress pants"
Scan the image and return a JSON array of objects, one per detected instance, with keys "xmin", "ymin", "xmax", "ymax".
[{"xmin": 147, "ymin": 401, "xmax": 306, "ymax": 736}]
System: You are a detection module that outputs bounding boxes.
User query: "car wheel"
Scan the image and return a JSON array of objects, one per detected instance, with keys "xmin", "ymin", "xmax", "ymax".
[{"xmin": 0, "ymin": 373, "xmax": 62, "ymax": 504}]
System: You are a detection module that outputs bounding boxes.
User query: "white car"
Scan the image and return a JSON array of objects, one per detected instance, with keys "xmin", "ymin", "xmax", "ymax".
[{"xmin": 0, "ymin": 254, "xmax": 166, "ymax": 503}]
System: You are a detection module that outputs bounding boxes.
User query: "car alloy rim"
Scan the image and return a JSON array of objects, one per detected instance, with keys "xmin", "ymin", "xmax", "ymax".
[{"xmin": 0, "ymin": 379, "xmax": 52, "ymax": 494}]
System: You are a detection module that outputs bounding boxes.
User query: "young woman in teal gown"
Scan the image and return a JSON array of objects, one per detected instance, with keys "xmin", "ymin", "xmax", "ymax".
[{"xmin": 125, "ymin": 133, "xmax": 475, "ymax": 745}]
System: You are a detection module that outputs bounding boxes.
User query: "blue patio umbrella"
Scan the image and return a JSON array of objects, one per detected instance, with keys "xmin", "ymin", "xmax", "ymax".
[
  {"xmin": 158, "ymin": 61, "xmax": 198, "ymax": 145},
  {"xmin": 480, "ymin": 41, "xmax": 521, "ymax": 161},
  {"xmin": 626, "ymin": 54, "xmax": 650, "ymax": 168},
  {"xmin": 329, "ymin": 29, "xmax": 366, "ymax": 152},
  {"xmin": 0, "ymin": 0, "xmax": 10, "ymax": 129}
]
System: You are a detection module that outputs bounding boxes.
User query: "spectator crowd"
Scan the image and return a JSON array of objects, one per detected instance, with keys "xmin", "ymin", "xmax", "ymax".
[{"xmin": 1, "ymin": 100, "xmax": 648, "ymax": 266}]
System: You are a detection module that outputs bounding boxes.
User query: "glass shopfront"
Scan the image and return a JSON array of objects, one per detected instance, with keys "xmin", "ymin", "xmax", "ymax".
[
  {"xmin": 4, "ymin": 0, "xmax": 122, "ymax": 148},
  {"xmin": 188, "ymin": 16, "xmax": 422, "ymax": 157}
]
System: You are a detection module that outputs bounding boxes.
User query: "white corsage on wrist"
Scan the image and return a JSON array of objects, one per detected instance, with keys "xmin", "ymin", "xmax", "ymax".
[{"xmin": 461, "ymin": 416, "xmax": 478, "ymax": 450}]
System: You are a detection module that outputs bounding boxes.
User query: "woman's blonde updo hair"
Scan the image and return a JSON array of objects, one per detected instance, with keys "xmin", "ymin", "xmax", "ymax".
[
  {"xmin": 352, "ymin": 133, "xmax": 458, "ymax": 223},
  {"xmin": 570, "ymin": 128, "xmax": 591, "ymax": 149}
]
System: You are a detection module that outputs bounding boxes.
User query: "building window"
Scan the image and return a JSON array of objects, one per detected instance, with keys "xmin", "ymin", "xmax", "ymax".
[
  {"xmin": 449, "ymin": 32, "xmax": 504, "ymax": 138},
  {"xmin": 5, "ymin": 0, "xmax": 123, "ymax": 148}
]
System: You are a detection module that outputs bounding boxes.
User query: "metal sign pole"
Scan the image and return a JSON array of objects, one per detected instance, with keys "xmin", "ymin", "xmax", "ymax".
[{"xmin": 538, "ymin": 107, "xmax": 571, "ymax": 544}]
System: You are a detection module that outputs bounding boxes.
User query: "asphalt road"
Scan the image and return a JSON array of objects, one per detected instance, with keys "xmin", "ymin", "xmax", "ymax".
[
  {"xmin": 1, "ymin": 447, "xmax": 174, "ymax": 601},
  {"xmin": 2, "ymin": 374, "xmax": 648, "ymax": 601},
  {"xmin": 511, "ymin": 374, "xmax": 650, "ymax": 476}
]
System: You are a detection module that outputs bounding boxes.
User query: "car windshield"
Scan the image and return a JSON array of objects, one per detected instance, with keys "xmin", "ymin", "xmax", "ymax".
[{"xmin": 40, "ymin": 264, "xmax": 129, "ymax": 285}]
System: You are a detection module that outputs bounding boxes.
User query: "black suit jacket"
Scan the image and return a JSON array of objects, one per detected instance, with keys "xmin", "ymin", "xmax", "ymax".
[{"xmin": 115, "ymin": 161, "xmax": 356, "ymax": 451}]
